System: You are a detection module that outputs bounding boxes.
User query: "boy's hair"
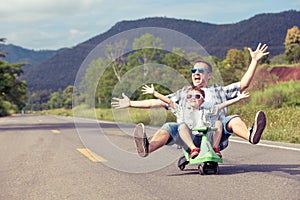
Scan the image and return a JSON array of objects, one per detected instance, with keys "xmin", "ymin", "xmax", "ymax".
[{"xmin": 188, "ymin": 86, "xmax": 205, "ymax": 99}]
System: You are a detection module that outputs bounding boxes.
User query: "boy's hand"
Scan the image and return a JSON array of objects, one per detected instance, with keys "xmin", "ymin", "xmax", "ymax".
[
  {"xmin": 248, "ymin": 43, "xmax": 269, "ymax": 62},
  {"xmin": 141, "ymin": 84, "xmax": 155, "ymax": 94},
  {"xmin": 238, "ymin": 90, "xmax": 250, "ymax": 100}
]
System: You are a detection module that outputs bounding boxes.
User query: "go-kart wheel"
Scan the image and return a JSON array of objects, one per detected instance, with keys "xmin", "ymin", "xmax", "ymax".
[
  {"xmin": 198, "ymin": 164, "xmax": 207, "ymax": 175},
  {"xmin": 177, "ymin": 156, "xmax": 188, "ymax": 171},
  {"xmin": 214, "ymin": 165, "xmax": 219, "ymax": 174}
]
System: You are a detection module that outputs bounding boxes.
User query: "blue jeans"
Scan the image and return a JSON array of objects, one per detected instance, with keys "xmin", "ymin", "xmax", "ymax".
[{"xmin": 161, "ymin": 115, "xmax": 239, "ymax": 151}]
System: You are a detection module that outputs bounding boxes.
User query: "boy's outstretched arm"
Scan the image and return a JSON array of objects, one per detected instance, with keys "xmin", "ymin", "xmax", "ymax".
[
  {"xmin": 141, "ymin": 84, "xmax": 174, "ymax": 109},
  {"xmin": 217, "ymin": 91, "xmax": 250, "ymax": 111}
]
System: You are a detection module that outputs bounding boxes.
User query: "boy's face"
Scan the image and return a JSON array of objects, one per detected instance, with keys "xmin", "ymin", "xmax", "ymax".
[{"xmin": 186, "ymin": 89, "xmax": 204, "ymax": 109}]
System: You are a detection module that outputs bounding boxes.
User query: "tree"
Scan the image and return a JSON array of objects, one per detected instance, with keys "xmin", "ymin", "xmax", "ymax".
[
  {"xmin": 0, "ymin": 38, "xmax": 6, "ymax": 57},
  {"xmin": 132, "ymin": 33, "xmax": 163, "ymax": 64},
  {"xmin": 0, "ymin": 60, "xmax": 27, "ymax": 115},
  {"xmin": 47, "ymin": 91, "xmax": 63, "ymax": 109},
  {"xmin": 105, "ymin": 39, "xmax": 128, "ymax": 82},
  {"xmin": 80, "ymin": 58, "xmax": 111, "ymax": 107},
  {"xmin": 284, "ymin": 26, "xmax": 300, "ymax": 64},
  {"xmin": 218, "ymin": 48, "xmax": 246, "ymax": 85},
  {"xmin": 62, "ymin": 85, "xmax": 73, "ymax": 109}
]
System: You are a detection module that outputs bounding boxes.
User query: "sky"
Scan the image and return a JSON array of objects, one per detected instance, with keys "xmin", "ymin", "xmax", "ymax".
[{"xmin": 0, "ymin": 0, "xmax": 299, "ymax": 50}]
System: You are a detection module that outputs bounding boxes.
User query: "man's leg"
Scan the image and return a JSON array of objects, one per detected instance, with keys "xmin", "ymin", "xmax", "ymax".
[
  {"xmin": 134, "ymin": 123, "xmax": 171, "ymax": 157},
  {"xmin": 134, "ymin": 122, "xmax": 183, "ymax": 157},
  {"xmin": 148, "ymin": 129, "xmax": 171, "ymax": 153},
  {"xmin": 226, "ymin": 116, "xmax": 249, "ymax": 140},
  {"xmin": 226, "ymin": 111, "xmax": 266, "ymax": 144}
]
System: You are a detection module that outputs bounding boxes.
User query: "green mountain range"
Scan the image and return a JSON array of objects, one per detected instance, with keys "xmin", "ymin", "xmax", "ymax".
[{"xmin": 10, "ymin": 10, "xmax": 300, "ymax": 92}]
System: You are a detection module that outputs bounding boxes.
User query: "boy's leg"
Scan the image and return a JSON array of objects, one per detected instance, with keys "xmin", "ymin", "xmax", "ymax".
[
  {"xmin": 178, "ymin": 123, "xmax": 197, "ymax": 150},
  {"xmin": 213, "ymin": 120, "xmax": 223, "ymax": 158},
  {"xmin": 178, "ymin": 123, "xmax": 199, "ymax": 159},
  {"xmin": 213, "ymin": 120, "xmax": 223, "ymax": 149}
]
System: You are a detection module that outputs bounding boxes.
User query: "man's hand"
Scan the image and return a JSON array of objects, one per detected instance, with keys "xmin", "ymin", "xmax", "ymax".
[
  {"xmin": 111, "ymin": 93, "xmax": 130, "ymax": 109},
  {"xmin": 141, "ymin": 84, "xmax": 154, "ymax": 94},
  {"xmin": 248, "ymin": 43, "xmax": 270, "ymax": 62}
]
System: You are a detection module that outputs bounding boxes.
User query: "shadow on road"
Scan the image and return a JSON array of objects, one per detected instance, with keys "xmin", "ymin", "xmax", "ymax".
[{"xmin": 169, "ymin": 164, "xmax": 300, "ymax": 178}]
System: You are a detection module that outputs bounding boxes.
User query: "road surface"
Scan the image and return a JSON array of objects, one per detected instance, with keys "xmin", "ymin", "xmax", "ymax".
[{"xmin": 0, "ymin": 114, "xmax": 299, "ymax": 199}]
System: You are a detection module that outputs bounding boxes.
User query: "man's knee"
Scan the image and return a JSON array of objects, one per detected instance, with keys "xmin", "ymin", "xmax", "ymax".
[{"xmin": 226, "ymin": 116, "xmax": 242, "ymax": 132}]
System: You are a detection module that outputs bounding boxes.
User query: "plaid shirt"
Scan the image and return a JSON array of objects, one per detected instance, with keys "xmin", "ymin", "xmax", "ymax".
[{"xmin": 167, "ymin": 82, "xmax": 241, "ymax": 125}]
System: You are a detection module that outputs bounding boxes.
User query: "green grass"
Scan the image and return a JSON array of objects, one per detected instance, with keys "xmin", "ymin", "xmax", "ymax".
[
  {"xmin": 36, "ymin": 79, "xmax": 300, "ymax": 144},
  {"xmin": 228, "ymin": 106, "xmax": 300, "ymax": 144},
  {"xmin": 40, "ymin": 105, "xmax": 300, "ymax": 144}
]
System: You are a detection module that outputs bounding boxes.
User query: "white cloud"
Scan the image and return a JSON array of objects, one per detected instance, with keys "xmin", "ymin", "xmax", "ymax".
[
  {"xmin": 0, "ymin": 0, "xmax": 298, "ymax": 50},
  {"xmin": 0, "ymin": 0, "xmax": 104, "ymax": 23}
]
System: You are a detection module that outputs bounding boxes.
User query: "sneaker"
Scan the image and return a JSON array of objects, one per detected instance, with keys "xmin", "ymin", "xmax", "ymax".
[
  {"xmin": 249, "ymin": 111, "xmax": 266, "ymax": 144},
  {"xmin": 133, "ymin": 123, "xmax": 149, "ymax": 157},
  {"xmin": 190, "ymin": 147, "xmax": 200, "ymax": 159},
  {"xmin": 213, "ymin": 147, "xmax": 222, "ymax": 158}
]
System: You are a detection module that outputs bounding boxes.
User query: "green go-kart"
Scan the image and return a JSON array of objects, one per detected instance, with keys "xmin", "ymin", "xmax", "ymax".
[{"xmin": 177, "ymin": 127, "xmax": 223, "ymax": 175}]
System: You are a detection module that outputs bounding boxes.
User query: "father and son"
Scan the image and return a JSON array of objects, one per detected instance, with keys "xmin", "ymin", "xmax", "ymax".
[{"xmin": 111, "ymin": 43, "xmax": 269, "ymax": 160}]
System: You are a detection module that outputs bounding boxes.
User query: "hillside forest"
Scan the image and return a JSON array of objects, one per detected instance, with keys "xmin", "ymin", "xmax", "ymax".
[
  {"xmin": 24, "ymin": 26, "xmax": 300, "ymax": 111},
  {"xmin": 0, "ymin": 26, "xmax": 300, "ymax": 117}
]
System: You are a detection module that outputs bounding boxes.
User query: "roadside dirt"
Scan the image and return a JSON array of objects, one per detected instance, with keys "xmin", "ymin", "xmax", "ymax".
[{"xmin": 270, "ymin": 66, "xmax": 300, "ymax": 82}]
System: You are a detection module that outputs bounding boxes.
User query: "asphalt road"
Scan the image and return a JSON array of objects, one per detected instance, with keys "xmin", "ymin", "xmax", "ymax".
[{"xmin": 0, "ymin": 114, "xmax": 299, "ymax": 200}]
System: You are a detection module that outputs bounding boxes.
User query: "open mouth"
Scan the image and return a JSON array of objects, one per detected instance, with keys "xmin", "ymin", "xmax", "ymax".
[{"xmin": 193, "ymin": 75, "xmax": 201, "ymax": 81}]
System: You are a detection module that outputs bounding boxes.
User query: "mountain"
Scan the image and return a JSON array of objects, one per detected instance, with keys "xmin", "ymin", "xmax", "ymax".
[
  {"xmin": 22, "ymin": 10, "xmax": 300, "ymax": 92},
  {"xmin": 0, "ymin": 44, "xmax": 63, "ymax": 70}
]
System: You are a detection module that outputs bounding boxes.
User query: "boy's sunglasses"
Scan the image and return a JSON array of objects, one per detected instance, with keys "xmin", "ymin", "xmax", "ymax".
[
  {"xmin": 186, "ymin": 94, "xmax": 203, "ymax": 100},
  {"xmin": 190, "ymin": 68, "xmax": 211, "ymax": 74}
]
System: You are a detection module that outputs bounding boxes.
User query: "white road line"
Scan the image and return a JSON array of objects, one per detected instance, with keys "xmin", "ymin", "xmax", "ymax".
[{"xmin": 230, "ymin": 138, "xmax": 300, "ymax": 152}]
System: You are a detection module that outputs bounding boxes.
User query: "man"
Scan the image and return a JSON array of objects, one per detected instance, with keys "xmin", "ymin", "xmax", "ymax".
[{"xmin": 111, "ymin": 43, "xmax": 269, "ymax": 157}]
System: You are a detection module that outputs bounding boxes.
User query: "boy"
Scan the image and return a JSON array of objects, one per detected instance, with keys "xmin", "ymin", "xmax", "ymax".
[{"xmin": 141, "ymin": 84, "xmax": 249, "ymax": 158}]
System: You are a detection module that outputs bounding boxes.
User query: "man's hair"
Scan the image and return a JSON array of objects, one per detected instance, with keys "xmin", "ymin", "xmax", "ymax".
[{"xmin": 193, "ymin": 59, "xmax": 213, "ymax": 72}]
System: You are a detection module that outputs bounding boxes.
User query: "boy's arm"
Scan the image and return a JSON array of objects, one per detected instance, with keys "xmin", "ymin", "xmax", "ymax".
[
  {"xmin": 142, "ymin": 84, "xmax": 174, "ymax": 109},
  {"xmin": 240, "ymin": 43, "xmax": 269, "ymax": 92},
  {"xmin": 217, "ymin": 91, "xmax": 250, "ymax": 111}
]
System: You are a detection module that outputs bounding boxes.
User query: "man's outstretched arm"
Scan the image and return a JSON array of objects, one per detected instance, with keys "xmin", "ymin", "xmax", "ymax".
[
  {"xmin": 240, "ymin": 43, "xmax": 269, "ymax": 92},
  {"xmin": 111, "ymin": 93, "xmax": 166, "ymax": 109}
]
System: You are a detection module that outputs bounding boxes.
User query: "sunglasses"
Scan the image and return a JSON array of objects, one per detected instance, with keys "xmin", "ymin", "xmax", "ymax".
[
  {"xmin": 190, "ymin": 68, "xmax": 211, "ymax": 74},
  {"xmin": 186, "ymin": 94, "xmax": 203, "ymax": 100}
]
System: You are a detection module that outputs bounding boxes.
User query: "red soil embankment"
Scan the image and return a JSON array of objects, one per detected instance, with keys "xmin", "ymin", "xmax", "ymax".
[{"xmin": 270, "ymin": 66, "xmax": 300, "ymax": 82}]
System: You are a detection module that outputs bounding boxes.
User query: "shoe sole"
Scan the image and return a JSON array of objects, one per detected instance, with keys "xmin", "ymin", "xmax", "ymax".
[
  {"xmin": 133, "ymin": 123, "xmax": 148, "ymax": 157},
  {"xmin": 251, "ymin": 111, "xmax": 266, "ymax": 144}
]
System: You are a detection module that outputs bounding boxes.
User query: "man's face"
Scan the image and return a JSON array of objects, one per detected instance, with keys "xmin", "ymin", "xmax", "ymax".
[{"xmin": 191, "ymin": 62, "xmax": 212, "ymax": 88}]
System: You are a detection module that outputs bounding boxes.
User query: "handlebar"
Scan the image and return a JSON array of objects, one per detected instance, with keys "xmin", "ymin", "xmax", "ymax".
[{"xmin": 192, "ymin": 127, "xmax": 218, "ymax": 132}]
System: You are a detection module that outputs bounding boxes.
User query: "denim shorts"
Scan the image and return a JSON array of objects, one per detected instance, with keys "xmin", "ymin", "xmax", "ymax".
[{"xmin": 161, "ymin": 115, "xmax": 239, "ymax": 151}]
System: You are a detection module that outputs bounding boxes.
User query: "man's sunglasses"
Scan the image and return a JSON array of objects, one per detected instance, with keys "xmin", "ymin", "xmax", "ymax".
[
  {"xmin": 186, "ymin": 94, "xmax": 203, "ymax": 100},
  {"xmin": 190, "ymin": 68, "xmax": 211, "ymax": 74}
]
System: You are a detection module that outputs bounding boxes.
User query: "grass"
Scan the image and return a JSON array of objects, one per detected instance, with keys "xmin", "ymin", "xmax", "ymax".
[
  {"xmin": 228, "ymin": 106, "xmax": 300, "ymax": 144},
  {"xmin": 36, "ymin": 79, "xmax": 300, "ymax": 144},
  {"xmin": 40, "ymin": 105, "xmax": 300, "ymax": 144}
]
